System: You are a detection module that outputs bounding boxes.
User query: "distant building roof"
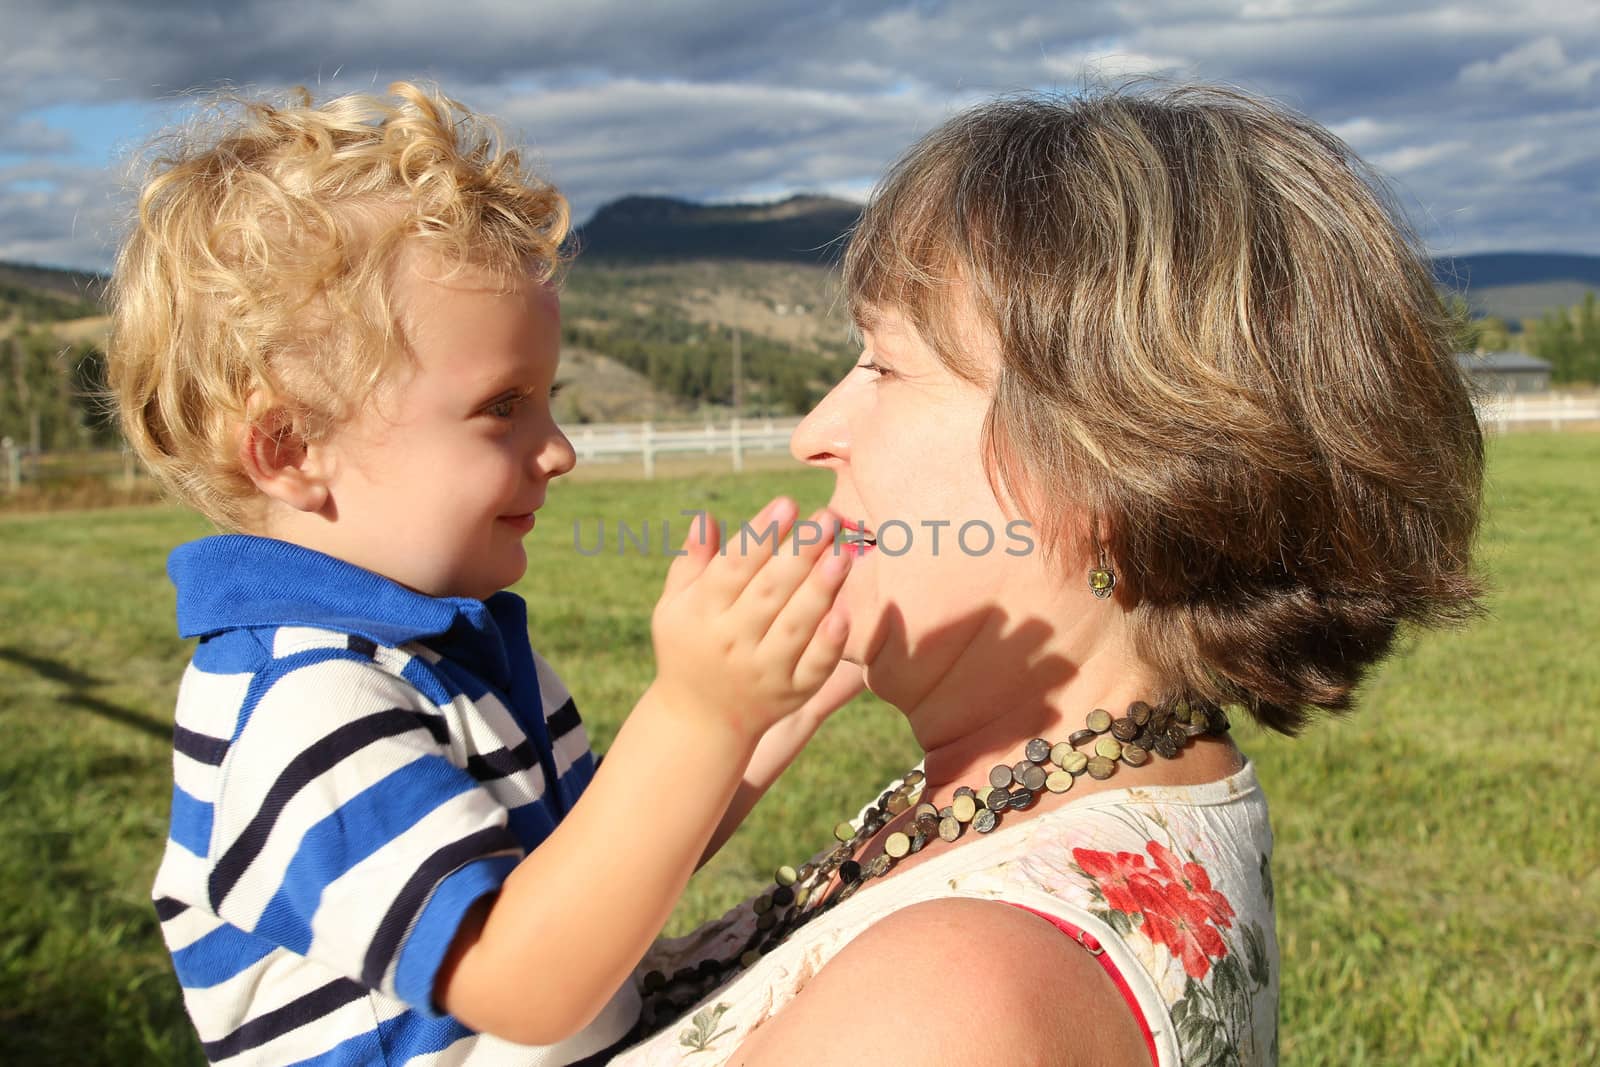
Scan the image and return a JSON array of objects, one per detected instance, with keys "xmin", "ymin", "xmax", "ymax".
[{"xmin": 1456, "ymin": 351, "xmax": 1552, "ymax": 373}]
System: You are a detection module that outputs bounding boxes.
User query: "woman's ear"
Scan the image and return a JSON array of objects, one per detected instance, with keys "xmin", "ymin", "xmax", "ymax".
[{"xmin": 237, "ymin": 401, "xmax": 332, "ymax": 514}]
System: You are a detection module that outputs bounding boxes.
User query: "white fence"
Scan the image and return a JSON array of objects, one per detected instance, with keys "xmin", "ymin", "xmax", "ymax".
[
  {"xmin": 1475, "ymin": 393, "xmax": 1600, "ymax": 433},
  {"xmin": 566, "ymin": 417, "xmax": 805, "ymax": 477}
]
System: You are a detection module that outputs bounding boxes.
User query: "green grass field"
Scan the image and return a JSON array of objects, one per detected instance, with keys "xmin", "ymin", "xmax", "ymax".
[{"xmin": 1, "ymin": 433, "xmax": 1595, "ymax": 1065}]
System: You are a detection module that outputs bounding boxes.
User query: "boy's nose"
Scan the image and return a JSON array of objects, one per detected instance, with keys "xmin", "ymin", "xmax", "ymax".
[{"xmin": 537, "ymin": 424, "xmax": 577, "ymax": 479}]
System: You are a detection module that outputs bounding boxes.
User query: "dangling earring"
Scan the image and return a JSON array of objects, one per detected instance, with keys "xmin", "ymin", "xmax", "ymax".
[{"xmin": 1088, "ymin": 539, "xmax": 1115, "ymax": 599}]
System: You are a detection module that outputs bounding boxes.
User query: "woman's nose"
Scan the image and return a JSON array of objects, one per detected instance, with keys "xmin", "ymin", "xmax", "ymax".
[{"xmin": 789, "ymin": 378, "xmax": 850, "ymax": 467}]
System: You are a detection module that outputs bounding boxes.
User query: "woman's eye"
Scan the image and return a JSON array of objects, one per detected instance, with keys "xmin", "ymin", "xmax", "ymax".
[{"xmin": 857, "ymin": 360, "xmax": 894, "ymax": 379}]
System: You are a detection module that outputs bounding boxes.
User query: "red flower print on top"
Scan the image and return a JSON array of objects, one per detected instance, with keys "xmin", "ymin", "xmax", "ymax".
[
  {"xmin": 1070, "ymin": 848, "xmax": 1158, "ymax": 915},
  {"xmin": 1148, "ymin": 841, "xmax": 1236, "ymax": 931},
  {"xmin": 1135, "ymin": 876, "xmax": 1230, "ymax": 978},
  {"xmin": 1073, "ymin": 840, "xmax": 1238, "ymax": 979}
]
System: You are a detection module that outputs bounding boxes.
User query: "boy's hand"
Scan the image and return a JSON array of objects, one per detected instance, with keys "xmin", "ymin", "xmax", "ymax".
[{"xmin": 649, "ymin": 497, "xmax": 851, "ymax": 741}]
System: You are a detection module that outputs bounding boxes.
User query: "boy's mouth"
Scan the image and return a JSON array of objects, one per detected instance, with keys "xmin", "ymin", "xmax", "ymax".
[{"xmin": 499, "ymin": 512, "xmax": 537, "ymax": 533}]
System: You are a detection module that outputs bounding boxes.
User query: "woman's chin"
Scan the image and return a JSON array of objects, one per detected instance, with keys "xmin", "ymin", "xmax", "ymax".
[{"xmin": 839, "ymin": 615, "xmax": 874, "ymax": 670}]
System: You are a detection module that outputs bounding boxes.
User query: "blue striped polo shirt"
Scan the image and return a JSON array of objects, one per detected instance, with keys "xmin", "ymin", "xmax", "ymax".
[{"xmin": 151, "ymin": 535, "xmax": 639, "ymax": 1064}]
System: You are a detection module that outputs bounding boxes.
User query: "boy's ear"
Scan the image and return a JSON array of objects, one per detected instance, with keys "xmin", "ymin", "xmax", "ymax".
[{"xmin": 237, "ymin": 401, "xmax": 332, "ymax": 514}]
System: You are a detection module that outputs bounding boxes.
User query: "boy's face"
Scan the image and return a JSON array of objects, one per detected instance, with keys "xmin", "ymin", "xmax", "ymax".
[{"xmin": 313, "ymin": 250, "xmax": 575, "ymax": 600}]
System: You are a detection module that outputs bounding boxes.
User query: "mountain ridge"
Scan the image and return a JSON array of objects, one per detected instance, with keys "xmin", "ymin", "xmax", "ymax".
[
  {"xmin": 2, "ymin": 193, "xmax": 1594, "ymax": 310},
  {"xmin": 572, "ymin": 193, "xmax": 859, "ymax": 264},
  {"xmin": 1430, "ymin": 251, "xmax": 1600, "ymax": 291}
]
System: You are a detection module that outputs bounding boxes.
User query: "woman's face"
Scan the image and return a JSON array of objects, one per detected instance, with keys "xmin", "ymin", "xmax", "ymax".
[{"xmin": 790, "ymin": 303, "xmax": 1047, "ymax": 691}]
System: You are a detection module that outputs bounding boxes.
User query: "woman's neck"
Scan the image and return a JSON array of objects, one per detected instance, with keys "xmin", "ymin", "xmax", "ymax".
[{"xmin": 870, "ymin": 602, "xmax": 1162, "ymax": 791}]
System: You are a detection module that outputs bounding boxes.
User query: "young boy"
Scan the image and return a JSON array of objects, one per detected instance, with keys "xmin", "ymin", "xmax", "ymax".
[{"xmin": 109, "ymin": 83, "xmax": 855, "ymax": 1064}]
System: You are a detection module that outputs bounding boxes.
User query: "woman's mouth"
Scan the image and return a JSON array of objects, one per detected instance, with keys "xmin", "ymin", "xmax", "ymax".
[{"xmin": 839, "ymin": 519, "xmax": 877, "ymax": 557}]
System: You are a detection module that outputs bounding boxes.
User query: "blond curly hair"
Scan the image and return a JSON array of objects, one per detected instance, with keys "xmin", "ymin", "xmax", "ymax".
[{"xmin": 108, "ymin": 81, "xmax": 569, "ymax": 528}]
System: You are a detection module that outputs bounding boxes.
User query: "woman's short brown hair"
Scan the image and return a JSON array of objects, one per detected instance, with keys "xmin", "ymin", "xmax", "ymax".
[{"xmin": 845, "ymin": 84, "xmax": 1483, "ymax": 735}]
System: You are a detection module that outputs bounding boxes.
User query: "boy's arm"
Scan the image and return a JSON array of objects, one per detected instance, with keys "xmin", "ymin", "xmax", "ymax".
[
  {"xmin": 699, "ymin": 661, "xmax": 865, "ymax": 866},
  {"xmin": 434, "ymin": 501, "xmax": 849, "ymax": 1047}
]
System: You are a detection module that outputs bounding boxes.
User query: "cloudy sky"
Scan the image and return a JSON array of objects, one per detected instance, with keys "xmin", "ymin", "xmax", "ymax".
[{"xmin": 2, "ymin": 0, "xmax": 1596, "ymax": 271}]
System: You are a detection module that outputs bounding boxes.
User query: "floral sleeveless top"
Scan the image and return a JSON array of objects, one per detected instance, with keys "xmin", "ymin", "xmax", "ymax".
[{"xmin": 612, "ymin": 760, "xmax": 1278, "ymax": 1066}]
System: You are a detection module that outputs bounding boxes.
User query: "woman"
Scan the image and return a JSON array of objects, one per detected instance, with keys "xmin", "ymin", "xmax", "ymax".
[{"xmin": 615, "ymin": 84, "xmax": 1482, "ymax": 1066}]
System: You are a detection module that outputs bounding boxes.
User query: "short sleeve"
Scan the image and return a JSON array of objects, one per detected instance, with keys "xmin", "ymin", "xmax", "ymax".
[{"xmin": 202, "ymin": 651, "xmax": 521, "ymax": 1013}]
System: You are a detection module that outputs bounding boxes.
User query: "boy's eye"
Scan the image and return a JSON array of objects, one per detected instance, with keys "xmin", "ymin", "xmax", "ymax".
[
  {"xmin": 484, "ymin": 395, "xmax": 521, "ymax": 419},
  {"xmin": 482, "ymin": 381, "xmax": 562, "ymax": 419}
]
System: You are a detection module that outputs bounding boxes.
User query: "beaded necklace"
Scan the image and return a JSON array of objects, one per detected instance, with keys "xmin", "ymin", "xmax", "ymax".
[{"xmin": 638, "ymin": 697, "xmax": 1230, "ymax": 1028}]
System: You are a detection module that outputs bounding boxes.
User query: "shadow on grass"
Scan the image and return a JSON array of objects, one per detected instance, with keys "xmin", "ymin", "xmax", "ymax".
[
  {"xmin": 0, "ymin": 645, "xmax": 170, "ymax": 744},
  {"xmin": 0, "ymin": 833, "xmax": 201, "ymax": 1065},
  {"xmin": 0, "ymin": 879, "xmax": 200, "ymax": 1065},
  {"xmin": 0, "ymin": 648, "xmax": 198, "ymax": 1062}
]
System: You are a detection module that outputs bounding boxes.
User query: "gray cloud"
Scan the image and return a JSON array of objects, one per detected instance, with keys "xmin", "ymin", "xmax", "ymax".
[
  {"xmin": 0, "ymin": 117, "xmax": 75, "ymax": 156},
  {"xmin": 490, "ymin": 79, "xmax": 952, "ymax": 220},
  {"xmin": 0, "ymin": 161, "xmax": 125, "ymax": 268},
  {"xmin": 1458, "ymin": 35, "xmax": 1600, "ymax": 101},
  {"xmin": 1, "ymin": 0, "xmax": 1596, "ymax": 268}
]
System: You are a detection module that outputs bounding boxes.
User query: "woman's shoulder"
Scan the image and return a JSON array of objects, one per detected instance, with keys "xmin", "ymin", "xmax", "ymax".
[{"xmin": 733, "ymin": 896, "xmax": 1146, "ymax": 1066}]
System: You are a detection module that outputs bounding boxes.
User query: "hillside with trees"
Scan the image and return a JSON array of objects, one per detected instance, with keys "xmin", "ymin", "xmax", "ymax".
[
  {"xmin": 553, "ymin": 194, "xmax": 859, "ymax": 420},
  {"xmin": 558, "ymin": 258, "xmax": 851, "ymax": 421},
  {"xmin": 1433, "ymin": 251, "xmax": 1600, "ymax": 330},
  {"xmin": 1526, "ymin": 292, "xmax": 1600, "ymax": 384},
  {"xmin": 1, "ymin": 277, "xmax": 113, "ymax": 453}
]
